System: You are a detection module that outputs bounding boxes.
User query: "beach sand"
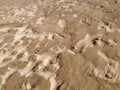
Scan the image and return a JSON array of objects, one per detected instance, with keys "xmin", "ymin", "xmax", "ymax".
[{"xmin": 0, "ymin": 0, "xmax": 120, "ymax": 90}]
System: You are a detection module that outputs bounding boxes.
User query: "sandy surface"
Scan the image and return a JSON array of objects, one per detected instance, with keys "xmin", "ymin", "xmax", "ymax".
[{"xmin": 0, "ymin": 0, "xmax": 120, "ymax": 90}]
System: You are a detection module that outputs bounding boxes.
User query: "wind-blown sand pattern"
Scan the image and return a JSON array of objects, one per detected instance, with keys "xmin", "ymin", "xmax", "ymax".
[{"xmin": 0, "ymin": 0, "xmax": 120, "ymax": 90}]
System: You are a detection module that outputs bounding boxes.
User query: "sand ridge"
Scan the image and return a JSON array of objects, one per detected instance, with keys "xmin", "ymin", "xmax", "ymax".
[{"xmin": 0, "ymin": 0, "xmax": 120, "ymax": 90}]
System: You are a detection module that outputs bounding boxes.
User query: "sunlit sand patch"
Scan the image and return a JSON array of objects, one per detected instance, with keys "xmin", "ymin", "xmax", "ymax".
[
  {"xmin": 26, "ymin": 83, "xmax": 32, "ymax": 90},
  {"xmin": 18, "ymin": 61, "xmax": 35, "ymax": 77},
  {"xmin": 75, "ymin": 34, "xmax": 92, "ymax": 51},
  {"xmin": 49, "ymin": 74, "xmax": 57, "ymax": 90},
  {"xmin": 97, "ymin": 23, "xmax": 113, "ymax": 32},
  {"xmin": 2, "ymin": 26, "xmax": 62, "ymax": 90},
  {"xmin": 0, "ymin": 52, "xmax": 10, "ymax": 63},
  {"xmin": 19, "ymin": 51, "xmax": 29, "ymax": 62},
  {"xmin": 0, "ymin": 27, "xmax": 11, "ymax": 33},
  {"xmin": 0, "ymin": 0, "xmax": 120, "ymax": 89},
  {"xmin": 0, "ymin": 3, "xmax": 40, "ymax": 24},
  {"xmin": 0, "ymin": 24, "xmax": 61, "ymax": 90},
  {"xmin": 97, "ymin": 22, "xmax": 120, "ymax": 33},
  {"xmin": 39, "ymin": 71, "xmax": 58, "ymax": 90},
  {"xmin": 0, "ymin": 58, "xmax": 12, "ymax": 68},
  {"xmin": 57, "ymin": 20, "xmax": 67, "ymax": 28},
  {"xmin": 108, "ymin": 39, "xmax": 117, "ymax": 46},
  {"xmin": 97, "ymin": 51, "xmax": 110, "ymax": 62},
  {"xmin": 36, "ymin": 16, "xmax": 45, "ymax": 25},
  {"xmin": 73, "ymin": 14, "xmax": 79, "ymax": 18},
  {"xmin": 36, "ymin": 55, "xmax": 59, "ymax": 90},
  {"xmin": 93, "ymin": 51, "xmax": 120, "ymax": 82},
  {"xmin": 0, "ymin": 67, "xmax": 17, "ymax": 85},
  {"xmin": 75, "ymin": 34, "xmax": 102, "ymax": 52}
]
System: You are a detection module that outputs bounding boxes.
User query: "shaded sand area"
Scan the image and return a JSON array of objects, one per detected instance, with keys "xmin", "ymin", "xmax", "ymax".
[{"xmin": 0, "ymin": 0, "xmax": 120, "ymax": 90}]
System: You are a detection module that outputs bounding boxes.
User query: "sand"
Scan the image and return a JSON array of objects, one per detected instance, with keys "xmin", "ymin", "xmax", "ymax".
[{"xmin": 0, "ymin": 0, "xmax": 120, "ymax": 90}]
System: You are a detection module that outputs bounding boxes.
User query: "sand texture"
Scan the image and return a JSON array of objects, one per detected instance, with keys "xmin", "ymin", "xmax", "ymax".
[{"xmin": 0, "ymin": 0, "xmax": 120, "ymax": 90}]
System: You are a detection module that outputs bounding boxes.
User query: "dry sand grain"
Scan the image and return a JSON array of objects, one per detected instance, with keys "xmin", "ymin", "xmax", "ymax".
[{"xmin": 0, "ymin": 0, "xmax": 120, "ymax": 90}]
